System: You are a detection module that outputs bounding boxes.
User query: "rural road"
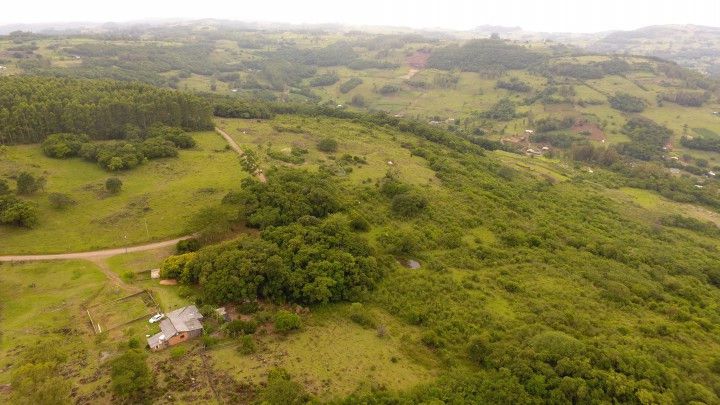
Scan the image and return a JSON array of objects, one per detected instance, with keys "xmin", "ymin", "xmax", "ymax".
[
  {"xmin": 214, "ymin": 127, "xmax": 267, "ymax": 182},
  {"xmin": 0, "ymin": 236, "xmax": 192, "ymax": 262}
]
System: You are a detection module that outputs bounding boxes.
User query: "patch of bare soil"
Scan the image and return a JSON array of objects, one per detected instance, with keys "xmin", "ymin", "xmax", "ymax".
[
  {"xmin": 406, "ymin": 50, "xmax": 431, "ymax": 69},
  {"xmin": 572, "ymin": 119, "xmax": 606, "ymax": 142}
]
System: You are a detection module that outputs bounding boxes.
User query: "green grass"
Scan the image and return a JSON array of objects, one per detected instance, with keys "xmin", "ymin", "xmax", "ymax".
[
  {"xmin": 210, "ymin": 304, "xmax": 436, "ymax": 400},
  {"xmin": 0, "ymin": 131, "xmax": 247, "ymax": 254},
  {"xmin": 216, "ymin": 116, "xmax": 438, "ymax": 187}
]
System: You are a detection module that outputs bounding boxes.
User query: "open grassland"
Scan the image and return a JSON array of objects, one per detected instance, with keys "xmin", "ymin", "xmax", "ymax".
[
  {"xmin": 211, "ymin": 304, "xmax": 437, "ymax": 401},
  {"xmin": 216, "ymin": 116, "xmax": 438, "ymax": 187},
  {"xmin": 0, "ymin": 132, "xmax": 247, "ymax": 254}
]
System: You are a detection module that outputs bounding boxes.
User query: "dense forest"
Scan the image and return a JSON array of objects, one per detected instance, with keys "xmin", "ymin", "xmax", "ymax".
[{"xmin": 0, "ymin": 76, "xmax": 213, "ymax": 144}]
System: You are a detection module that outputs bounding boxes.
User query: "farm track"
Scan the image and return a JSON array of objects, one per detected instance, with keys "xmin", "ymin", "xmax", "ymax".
[
  {"xmin": 0, "ymin": 236, "xmax": 193, "ymax": 262},
  {"xmin": 214, "ymin": 126, "xmax": 267, "ymax": 182}
]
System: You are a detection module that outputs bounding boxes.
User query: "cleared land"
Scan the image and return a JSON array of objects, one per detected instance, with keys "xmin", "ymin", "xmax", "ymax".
[{"xmin": 0, "ymin": 131, "xmax": 247, "ymax": 254}]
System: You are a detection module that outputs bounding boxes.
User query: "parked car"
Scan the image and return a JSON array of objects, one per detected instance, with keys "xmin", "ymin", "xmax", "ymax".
[{"xmin": 149, "ymin": 313, "xmax": 165, "ymax": 323}]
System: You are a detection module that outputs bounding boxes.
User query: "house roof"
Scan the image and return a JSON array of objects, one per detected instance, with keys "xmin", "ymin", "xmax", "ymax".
[
  {"xmin": 148, "ymin": 305, "xmax": 204, "ymax": 348},
  {"xmin": 165, "ymin": 305, "xmax": 204, "ymax": 334},
  {"xmin": 147, "ymin": 332, "xmax": 166, "ymax": 348}
]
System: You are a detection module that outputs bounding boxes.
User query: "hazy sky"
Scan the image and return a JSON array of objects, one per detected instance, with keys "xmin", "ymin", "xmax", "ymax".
[{"xmin": 2, "ymin": 0, "xmax": 719, "ymax": 33}]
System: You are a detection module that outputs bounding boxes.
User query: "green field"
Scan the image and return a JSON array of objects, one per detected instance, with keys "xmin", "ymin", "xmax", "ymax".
[{"xmin": 0, "ymin": 131, "xmax": 247, "ymax": 254}]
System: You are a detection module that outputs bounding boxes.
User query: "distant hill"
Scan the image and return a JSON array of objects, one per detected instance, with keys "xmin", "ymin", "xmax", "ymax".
[{"xmin": 587, "ymin": 25, "xmax": 720, "ymax": 76}]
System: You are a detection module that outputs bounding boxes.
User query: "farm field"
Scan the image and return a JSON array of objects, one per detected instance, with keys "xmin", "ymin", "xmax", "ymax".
[{"xmin": 0, "ymin": 131, "xmax": 247, "ymax": 254}]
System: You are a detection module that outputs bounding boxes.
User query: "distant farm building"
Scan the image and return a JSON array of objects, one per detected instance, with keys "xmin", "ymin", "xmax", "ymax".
[{"xmin": 147, "ymin": 305, "xmax": 204, "ymax": 351}]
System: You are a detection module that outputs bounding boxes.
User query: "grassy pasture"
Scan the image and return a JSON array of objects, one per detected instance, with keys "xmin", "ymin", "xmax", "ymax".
[
  {"xmin": 0, "ymin": 131, "xmax": 247, "ymax": 254},
  {"xmin": 215, "ymin": 116, "xmax": 438, "ymax": 187},
  {"xmin": 211, "ymin": 304, "xmax": 436, "ymax": 401}
]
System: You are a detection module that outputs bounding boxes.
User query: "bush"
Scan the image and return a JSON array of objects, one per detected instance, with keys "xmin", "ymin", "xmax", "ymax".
[
  {"xmin": 105, "ymin": 177, "xmax": 122, "ymax": 194},
  {"xmin": 226, "ymin": 319, "xmax": 258, "ymax": 337},
  {"xmin": 274, "ymin": 310, "xmax": 302, "ymax": 333},
  {"xmin": 0, "ymin": 196, "xmax": 38, "ymax": 228},
  {"xmin": 348, "ymin": 302, "xmax": 376, "ymax": 328},
  {"xmin": 176, "ymin": 238, "xmax": 201, "ymax": 253},
  {"xmin": 468, "ymin": 334, "xmax": 491, "ymax": 366},
  {"xmin": 169, "ymin": 346, "xmax": 187, "ymax": 358},
  {"xmin": 378, "ymin": 84, "xmax": 401, "ymax": 95},
  {"xmin": 47, "ymin": 193, "xmax": 76, "ymax": 210},
  {"xmin": 16, "ymin": 172, "xmax": 44, "ymax": 195},
  {"xmin": 237, "ymin": 335, "xmax": 256, "ymax": 355},
  {"xmin": 391, "ymin": 191, "xmax": 428, "ymax": 217},
  {"xmin": 259, "ymin": 368, "xmax": 309, "ymax": 405},
  {"xmin": 317, "ymin": 137, "xmax": 338, "ymax": 153},
  {"xmin": 0, "ymin": 179, "xmax": 9, "ymax": 195},
  {"xmin": 139, "ymin": 137, "xmax": 178, "ymax": 159},
  {"xmin": 109, "ymin": 349, "xmax": 152, "ymax": 399},
  {"xmin": 41, "ymin": 133, "xmax": 89, "ymax": 158}
]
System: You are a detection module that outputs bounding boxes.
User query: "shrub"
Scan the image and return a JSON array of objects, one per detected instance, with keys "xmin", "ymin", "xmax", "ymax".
[
  {"xmin": 0, "ymin": 196, "xmax": 39, "ymax": 228},
  {"xmin": 348, "ymin": 303, "xmax": 376, "ymax": 328},
  {"xmin": 317, "ymin": 137, "xmax": 338, "ymax": 152},
  {"xmin": 169, "ymin": 346, "xmax": 187, "ymax": 358},
  {"xmin": 47, "ymin": 193, "xmax": 76, "ymax": 210},
  {"xmin": 105, "ymin": 177, "xmax": 123, "ymax": 194},
  {"xmin": 351, "ymin": 94, "xmax": 366, "ymax": 107},
  {"xmin": 259, "ymin": 368, "xmax": 309, "ymax": 404},
  {"xmin": 391, "ymin": 191, "xmax": 428, "ymax": 217},
  {"xmin": 274, "ymin": 310, "xmax": 302, "ymax": 333},
  {"xmin": 378, "ymin": 84, "xmax": 401, "ymax": 95},
  {"xmin": 109, "ymin": 349, "xmax": 152, "ymax": 399},
  {"xmin": 226, "ymin": 319, "xmax": 258, "ymax": 337},
  {"xmin": 237, "ymin": 335, "xmax": 257, "ymax": 355},
  {"xmin": 16, "ymin": 172, "xmax": 44, "ymax": 195},
  {"xmin": 0, "ymin": 179, "xmax": 9, "ymax": 195},
  {"xmin": 176, "ymin": 238, "xmax": 201, "ymax": 253},
  {"xmin": 41, "ymin": 133, "xmax": 89, "ymax": 158},
  {"xmin": 468, "ymin": 334, "xmax": 491, "ymax": 365},
  {"xmin": 140, "ymin": 137, "xmax": 178, "ymax": 159}
]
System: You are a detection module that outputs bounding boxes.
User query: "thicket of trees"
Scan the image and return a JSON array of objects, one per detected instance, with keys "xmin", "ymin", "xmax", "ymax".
[
  {"xmin": 161, "ymin": 169, "xmax": 384, "ymax": 305},
  {"xmin": 609, "ymin": 92, "xmax": 647, "ymax": 112},
  {"xmin": 681, "ymin": 135, "xmax": 720, "ymax": 152},
  {"xmin": 428, "ymin": 39, "xmax": 546, "ymax": 71},
  {"xmin": 616, "ymin": 117, "xmax": 672, "ymax": 160},
  {"xmin": 496, "ymin": 77, "xmax": 532, "ymax": 92},
  {"xmin": 40, "ymin": 126, "xmax": 194, "ymax": 171},
  {"xmin": 0, "ymin": 76, "xmax": 212, "ymax": 144},
  {"xmin": 339, "ymin": 77, "xmax": 363, "ymax": 93}
]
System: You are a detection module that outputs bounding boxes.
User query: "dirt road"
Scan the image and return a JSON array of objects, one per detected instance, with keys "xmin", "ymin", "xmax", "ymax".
[
  {"xmin": 214, "ymin": 127, "xmax": 267, "ymax": 182},
  {"xmin": 0, "ymin": 236, "xmax": 191, "ymax": 262}
]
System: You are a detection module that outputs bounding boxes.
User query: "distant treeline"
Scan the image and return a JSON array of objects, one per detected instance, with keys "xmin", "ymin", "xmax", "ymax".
[
  {"xmin": 427, "ymin": 39, "xmax": 547, "ymax": 71},
  {"xmin": 0, "ymin": 76, "xmax": 213, "ymax": 144}
]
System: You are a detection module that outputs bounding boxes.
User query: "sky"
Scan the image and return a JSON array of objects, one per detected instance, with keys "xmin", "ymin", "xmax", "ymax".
[{"xmin": 1, "ymin": 0, "xmax": 719, "ymax": 33}]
